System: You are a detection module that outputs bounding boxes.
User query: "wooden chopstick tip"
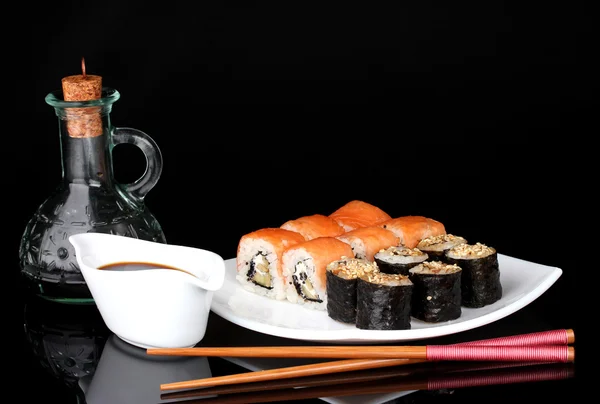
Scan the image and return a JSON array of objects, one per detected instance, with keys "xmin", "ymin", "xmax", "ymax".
[
  {"xmin": 567, "ymin": 346, "xmax": 575, "ymax": 363},
  {"xmin": 566, "ymin": 329, "xmax": 575, "ymax": 344}
]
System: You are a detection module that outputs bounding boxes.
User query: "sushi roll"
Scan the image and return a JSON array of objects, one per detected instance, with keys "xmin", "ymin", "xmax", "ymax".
[
  {"xmin": 445, "ymin": 242, "xmax": 502, "ymax": 308},
  {"xmin": 374, "ymin": 246, "xmax": 429, "ymax": 276},
  {"xmin": 416, "ymin": 234, "xmax": 468, "ymax": 262},
  {"xmin": 325, "ymin": 257, "xmax": 378, "ymax": 324},
  {"xmin": 282, "ymin": 237, "xmax": 355, "ymax": 310},
  {"xmin": 236, "ymin": 228, "xmax": 306, "ymax": 300},
  {"xmin": 336, "ymin": 226, "xmax": 400, "ymax": 261},
  {"xmin": 280, "ymin": 214, "xmax": 346, "ymax": 240},
  {"xmin": 409, "ymin": 261, "xmax": 462, "ymax": 323},
  {"xmin": 380, "ymin": 216, "xmax": 446, "ymax": 248},
  {"xmin": 329, "ymin": 200, "xmax": 392, "ymax": 232},
  {"xmin": 356, "ymin": 271, "xmax": 413, "ymax": 330}
]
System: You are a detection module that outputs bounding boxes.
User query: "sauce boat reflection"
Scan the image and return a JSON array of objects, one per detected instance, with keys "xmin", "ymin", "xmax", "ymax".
[
  {"xmin": 69, "ymin": 233, "xmax": 226, "ymax": 349},
  {"xmin": 83, "ymin": 334, "xmax": 212, "ymax": 404}
]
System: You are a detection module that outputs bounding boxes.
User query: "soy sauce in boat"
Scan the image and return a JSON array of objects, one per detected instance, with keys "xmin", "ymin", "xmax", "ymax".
[{"xmin": 98, "ymin": 261, "xmax": 192, "ymax": 275}]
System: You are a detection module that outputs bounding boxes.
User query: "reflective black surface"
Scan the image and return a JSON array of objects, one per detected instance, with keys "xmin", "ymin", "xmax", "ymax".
[{"xmin": 21, "ymin": 281, "xmax": 577, "ymax": 404}]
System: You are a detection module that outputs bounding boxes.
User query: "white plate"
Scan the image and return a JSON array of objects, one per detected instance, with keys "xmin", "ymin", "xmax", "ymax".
[{"xmin": 210, "ymin": 254, "xmax": 562, "ymax": 343}]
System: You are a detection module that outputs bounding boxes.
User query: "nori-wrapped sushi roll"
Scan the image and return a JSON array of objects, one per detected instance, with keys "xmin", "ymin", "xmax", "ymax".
[
  {"xmin": 356, "ymin": 271, "xmax": 413, "ymax": 330},
  {"xmin": 416, "ymin": 234, "xmax": 467, "ymax": 262},
  {"xmin": 326, "ymin": 257, "xmax": 378, "ymax": 324},
  {"xmin": 445, "ymin": 242, "xmax": 502, "ymax": 308},
  {"xmin": 409, "ymin": 261, "xmax": 462, "ymax": 322},
  {"xmin": 374, "ymin": 246, "xmax": 429, "ymax": 276}
]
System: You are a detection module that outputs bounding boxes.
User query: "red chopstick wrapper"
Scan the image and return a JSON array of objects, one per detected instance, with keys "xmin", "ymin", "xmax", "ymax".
[
  {"xmin": 454, "ymin": 329, "xmax": 573, "ymax": 346},
  {"xmin": 426, "ymin": 345, "xmax": 573, "ymax": 362}
]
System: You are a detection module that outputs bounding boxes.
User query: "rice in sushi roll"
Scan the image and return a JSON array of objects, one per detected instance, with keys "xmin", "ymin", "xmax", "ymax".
[
  {"xmin": 409, "ymin": 261, "xmax": 462, "ymax": 323},
  {"xmin": 356, "ymin": 271, "xmax": 413, "ymax": 330},
  {"xmin": 282, "ymin": 237, "xmax": 355, "ymax": 310},
  {"xmin": 236, "ymin": 228, "xmax": 306, "ymax": 300},
  {"xmin": 374, "ymin": 246, "xmax": 429, "ymax": 276},
  {"xmin": 326, "ymin": 257, "xmax": 378, "ymax": 324},
  {"xmin": 416, "ymin": 234, "xmax": 468, "ymax": 262},
  {"xmin": 444, "ymin": 242, "xmax": 502, "ymax": 308}
]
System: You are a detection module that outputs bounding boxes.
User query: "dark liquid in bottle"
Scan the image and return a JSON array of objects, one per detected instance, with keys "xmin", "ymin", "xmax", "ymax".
[{"xmin": 98, "ymin": 261, "xmax": 191, "ymax": 275}]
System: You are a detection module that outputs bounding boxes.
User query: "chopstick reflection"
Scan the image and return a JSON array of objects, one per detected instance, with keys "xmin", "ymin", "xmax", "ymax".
[
  {"xmin": 160, "ymin": 361, "xmax": 574, "ymax": 403},
  {"xmin": 161, "ymin": 361, "xmax": 421, "ymax": 400}
]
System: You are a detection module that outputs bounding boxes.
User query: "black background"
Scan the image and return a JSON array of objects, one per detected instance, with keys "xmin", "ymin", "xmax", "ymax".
[{"xmin": 16, "ymin": 1, "xmax": 588, "ymax": 402}]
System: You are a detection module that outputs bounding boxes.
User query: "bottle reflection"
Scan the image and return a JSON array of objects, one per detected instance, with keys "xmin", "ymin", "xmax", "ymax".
[
  {"xmin": 23, "ymin": 294, "xmax": 213, "ymax": 403},
  {"xmin": 23, "ymin": 294, "xmax": 110, "ymax": 401}
]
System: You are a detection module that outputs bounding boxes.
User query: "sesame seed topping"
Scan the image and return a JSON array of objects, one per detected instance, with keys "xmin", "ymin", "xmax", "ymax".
[
  {"xmin": 327, "ymin": 258, "xmax": 379, "ymax": 279},
  {"xmin": 448, "ymin": 242, "xmax": 495, "ymax": 258},
  {"xmin": 379, "ymin": 245, "xmax": 425, "ymax": 257},
  {"xmin": 361, "ymin": 271, "xmax": 412, "ymax": 285},
  {"xmin": 410, "ymin": 260, "xmax": 462, "ymax": 274},
  {"xmin": 417, "ymin": 234, "xmax": 467, "ymax": 248}
]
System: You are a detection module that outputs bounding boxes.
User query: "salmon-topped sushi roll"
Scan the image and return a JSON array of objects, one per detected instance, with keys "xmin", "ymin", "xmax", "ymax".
[
  {"xmin": 280, "ymin": 214, "xmax": 346, "ymax": 240},
  {"xmin": 236, "ymin": 228, "xmax": 306, "ymax": 300},
  {"xmin": 380, "ymin": 216, "xmax": 446, "ymax": 248},
  {"xmin": 336, "ymin": 226, "xmax": 400, "ymax": 261},
  {"xmin": 426, "ymin": 217, "xmax": 446, "ymax": 239},
  {"xmin": 329, "ymin": 200, "xmax": 392, "ymax": 232},
  {"xmin": 281, "ymin": 237, "xmax": 355, "ymax": 310}
]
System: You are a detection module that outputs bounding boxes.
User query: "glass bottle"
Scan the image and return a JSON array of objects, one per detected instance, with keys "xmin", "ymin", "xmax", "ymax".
[{"xmin": 19, "ymin": 87, "xmax": 167, "ymax": 304}]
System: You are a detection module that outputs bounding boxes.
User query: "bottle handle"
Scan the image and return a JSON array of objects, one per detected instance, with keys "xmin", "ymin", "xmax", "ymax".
[{"xmin": 112, "ymin": 127, "xmax": 163, "ymax": 203}]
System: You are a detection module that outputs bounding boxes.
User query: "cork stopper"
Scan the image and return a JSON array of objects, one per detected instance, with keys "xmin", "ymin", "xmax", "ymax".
[{"xmin": 61, "ymin": 58, "xmax": 103, "ymax": 138}]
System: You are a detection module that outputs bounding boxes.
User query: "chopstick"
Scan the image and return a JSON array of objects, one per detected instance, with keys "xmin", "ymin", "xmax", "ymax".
[
  {"xmin": 160, "ymin": 358, "xmax": 425, "ymax": 391},
  {"xmin": 161, "ymin": 361, "xmax": 420, "ymax": 400},
  {"xmin": 170, "ymin": 362, "xmax": 575, "ymax": 404},
  {"xmin": 149, "ymin": 328, "xmax": 575, "ymax": 359},
  {"xmin": 151, "ymin": 344, "xmax": 574, "ymax": 361},
  {"xmin": 156, "ymin": 328, "xmax": 574, "ymax": 391}
]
